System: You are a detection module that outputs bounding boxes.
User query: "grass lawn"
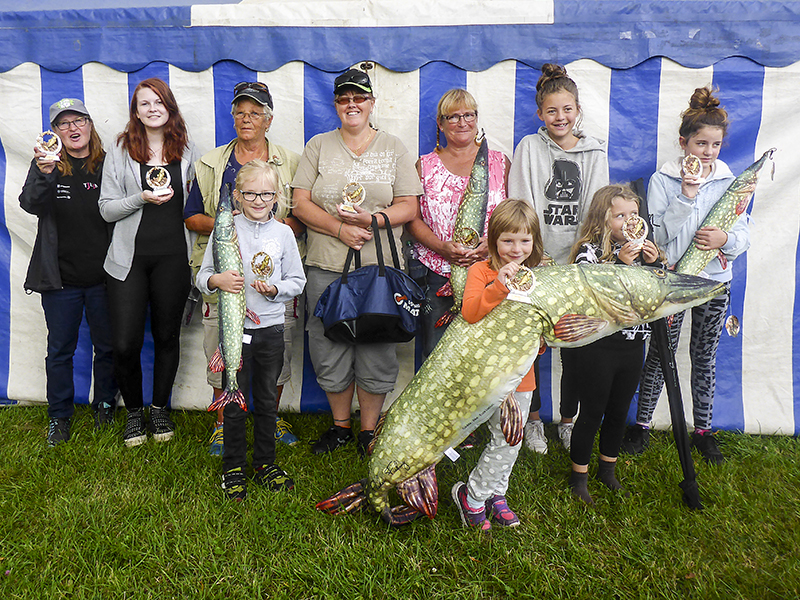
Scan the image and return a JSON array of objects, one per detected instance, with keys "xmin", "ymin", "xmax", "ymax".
[{"xmin": 0, "ymin": 405, "xmax": 798, "ymax": 599}]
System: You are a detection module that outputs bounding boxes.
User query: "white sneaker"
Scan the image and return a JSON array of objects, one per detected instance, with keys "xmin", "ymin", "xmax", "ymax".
[
  {"xmin": 558, "ymin": 422, "xmax": 574, "ymax": 451},
  {"xmin": 524, "ymin": 420, "xmax": 548, "ymax": 455}
]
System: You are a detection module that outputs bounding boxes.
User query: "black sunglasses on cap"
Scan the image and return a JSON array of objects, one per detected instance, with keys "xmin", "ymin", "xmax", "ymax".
[
  {"xmin": 233, "ymin": 81, "xmax": 274, "ymax": 110},
  {"xmin": 333, "ymin": 69, "xmax": 373, "ymax": 95}
]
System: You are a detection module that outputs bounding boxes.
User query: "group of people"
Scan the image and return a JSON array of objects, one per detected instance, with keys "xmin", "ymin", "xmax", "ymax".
[{"xmin": 20, "ymin": 63, "xmax": 747, "ymax": 520}]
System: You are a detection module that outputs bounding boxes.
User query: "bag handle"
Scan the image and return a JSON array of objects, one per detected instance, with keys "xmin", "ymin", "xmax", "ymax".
[
  {"xmin": 340, "ymin": 215, "xmax": 382, "ymax": 283},
  {"xmin": 377, "ymin": 212, "xmax": 402, "ymax": 270}
]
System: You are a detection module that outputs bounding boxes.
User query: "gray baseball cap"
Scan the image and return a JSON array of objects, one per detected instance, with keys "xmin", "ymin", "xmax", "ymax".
[{"xmin": 49, "ymin": 98, "xmax": 90, "ymax": 126}]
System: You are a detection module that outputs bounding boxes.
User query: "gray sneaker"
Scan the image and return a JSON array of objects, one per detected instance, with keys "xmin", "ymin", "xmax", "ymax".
[
  {"xmin": 558, "ymin": 422, "xmax": 574, "ymax": 451},
  {"xmin": 524, "ymin": 420, "xmax": 548, "ymax": 455},
  {"xmin": 123, "ymin": 408, "xmax": 147, "ymax": 447},
  {"xmin": 149, "ymin": 406, "xmax": 175, "ymax": 442}
]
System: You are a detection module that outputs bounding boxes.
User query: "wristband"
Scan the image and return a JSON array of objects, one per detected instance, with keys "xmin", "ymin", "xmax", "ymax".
[{"xmin": 337, "ymin": 222, "xmax": 344, "ymax": 240}]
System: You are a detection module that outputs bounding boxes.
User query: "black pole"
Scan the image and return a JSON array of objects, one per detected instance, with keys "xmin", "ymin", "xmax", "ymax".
[{"xmin": 631, "ymin": 178, "xmax": 702, "ymax": 510}]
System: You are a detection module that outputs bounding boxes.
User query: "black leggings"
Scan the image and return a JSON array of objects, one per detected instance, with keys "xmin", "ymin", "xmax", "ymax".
[
  {"xmin": 567, "ymin": 340, "xmax": 645, "ymax": 466},
  {"xmin": 107, "ymin": 253, "xmax": 191, "ymax": 409}
]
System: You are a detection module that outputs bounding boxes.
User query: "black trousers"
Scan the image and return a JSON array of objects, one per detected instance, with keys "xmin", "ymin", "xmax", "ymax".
[{"xmin": 222, "ymin": 325, "xmax": 284, "ymax": 473}]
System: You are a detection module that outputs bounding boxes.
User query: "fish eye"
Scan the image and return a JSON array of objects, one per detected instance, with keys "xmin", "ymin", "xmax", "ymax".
[{"xmin": 651, "ymin": 268, "xmax": 667, "ymax": 278}]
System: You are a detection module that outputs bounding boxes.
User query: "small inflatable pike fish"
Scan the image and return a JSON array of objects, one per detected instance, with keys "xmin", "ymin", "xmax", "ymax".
[
  {"xmin": 317, "ymin": 265, "xmax": 724, "ymax": 525},
  {"xmin": 207, "ymin": 184, "xmax": 259, "ymax": 413},
  {"xmin": 675, "ymin": 148, "xmax": 776, "ymax": 276},
  {"xmin": 435, "ymin": 136, "xmax": 490, "ymax": 327}
]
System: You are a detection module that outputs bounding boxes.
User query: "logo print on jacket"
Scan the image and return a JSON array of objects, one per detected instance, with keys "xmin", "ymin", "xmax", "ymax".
[{"xmin": 543, "ymin": 158, "xmax": 582, "ymax": 226}]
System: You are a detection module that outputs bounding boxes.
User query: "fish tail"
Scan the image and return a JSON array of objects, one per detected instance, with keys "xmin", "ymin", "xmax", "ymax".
[
  {"xmin": 208, "ymin": 389, "xmax": 247, "ymax": 413},
  {"xmin": 435, "ymin": 309, "xmax": 456, "ymax": 328},
  {"xmin": 316, "ymin": 479, "xmax": 369, "ymax": 515}
]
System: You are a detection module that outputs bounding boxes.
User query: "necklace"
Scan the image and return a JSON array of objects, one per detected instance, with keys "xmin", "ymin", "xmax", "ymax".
[
  {"xmin": 342, "ymin": 128, "xmax": 375, "ymax": 156},
  {"xmin": 236, "ymin": 141, "xmax": 268, "ymax": 164}
]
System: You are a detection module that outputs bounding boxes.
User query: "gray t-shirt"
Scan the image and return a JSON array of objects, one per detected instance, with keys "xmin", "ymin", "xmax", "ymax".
[{"xmin": 292, "ymin": 129, "xmax": 423, "ymax": 272}]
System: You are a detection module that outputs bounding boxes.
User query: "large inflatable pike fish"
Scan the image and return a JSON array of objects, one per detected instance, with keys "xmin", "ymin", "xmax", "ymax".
[
  {"xmin": 675, "ymin": 148, "xmax": 776, "ymax": 276},
  {"xmin": 207, "ymin": 184, "xmax": 259, "ymax": 413},
  {"xmin": 317, "ymin": 265, "xmax": 724, "ymax": 525},
  {"xmin": 435, "ymin": 136, "xmax": 490, "ymax": 327}
]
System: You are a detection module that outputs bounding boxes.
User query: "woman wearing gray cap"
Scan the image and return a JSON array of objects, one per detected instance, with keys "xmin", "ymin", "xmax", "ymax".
[
  {"xmin": 19, "ymin": 98, "xmax": 117, "ymax": 446},
  {"xmin": 292, "ymin": 68, "xmax": 423, "ymax": 456},
  {"xmin": 184, "ymin": 81, "xmax": 301, "ymax": 456}
]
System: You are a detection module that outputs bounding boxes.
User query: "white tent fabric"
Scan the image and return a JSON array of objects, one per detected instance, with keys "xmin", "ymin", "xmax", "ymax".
[{"xmin": 1, "ymin": 1, "xmax": 798, "ymax": 435}]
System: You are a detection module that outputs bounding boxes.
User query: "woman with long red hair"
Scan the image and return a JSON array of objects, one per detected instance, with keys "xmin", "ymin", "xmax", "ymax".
[{"xmin": 99, "ymin": 77, "xmax": 201, "ymax": 447}]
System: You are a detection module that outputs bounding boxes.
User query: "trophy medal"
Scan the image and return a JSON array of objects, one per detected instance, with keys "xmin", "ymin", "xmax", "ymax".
[
  {"xmin": 341, "ymin": 182, "xmax": 366, "ymax": 213},
  {"xmin": 36, "ymin": 130, "xmax": 62, "ymax": 163},
  {"xmin": 251, "ymin": 252, "xmax": 274, "ymax": 284},
  {"xmin": 506, "ymin": 265, "xmax": 535, "ymax": 304},
  {"xmin": 622, "ymin": 214, "xmax": 649, "ymax": 251},
  {"xmin": 146, "ymin": 166, "xmax": 172, "ymax": 197}
]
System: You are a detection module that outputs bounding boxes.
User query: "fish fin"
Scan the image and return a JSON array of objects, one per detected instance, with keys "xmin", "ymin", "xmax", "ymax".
[
  {"xmin": 380, "ymin": 506, "xmax": 424, "ymax": 527},
  {"xmin": 435, "ymin": 281, "xmax": 453, "ymax": 297},
  {"xmin": 717, "ymin": 252, "xmax": 728, "ymax": 271},
  {"xmin": 208, "ymin": 347, "xmax": 225, "ymax": 373},
  {"xmin": 500, "ymin": 392, "xmax": 524, "ymax": 446},
  {"xmin": 316, "ymin": 479, "xmax": 368, "ymax": 515},
  {"xmin": 246, "ymin": 308, "xmax": 261, "ymax": 325},
  {"xmin": 435, "ymin": 309, "xmax": 456, "ymax": 328},
  {"xmin": 368, "ymin": 413, "xmax": 387, "ymax": 455},
  {"xmin": 553, "ymin": 314, "xmax": 608, "ymax": 342},
  {"xmin": 396, "ymin": 465, "xmax": 438, "ymax": 519},
  {"xmin": 208, "ymin": 389, "xmax": 247, "ymax": 413}
]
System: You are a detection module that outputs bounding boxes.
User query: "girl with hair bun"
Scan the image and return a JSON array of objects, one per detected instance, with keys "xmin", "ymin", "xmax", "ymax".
[
  {"xmin": 508, "ymin": 63, "xmax": 609, "ymax": 455},
  {"xmin": 623, "ymin": 86, "xmax": 750, "ymax": 464}
]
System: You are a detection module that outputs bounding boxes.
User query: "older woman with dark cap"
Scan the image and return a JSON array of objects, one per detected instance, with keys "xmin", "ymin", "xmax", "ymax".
[
  {"xmin": 292, "ymin": 68, "xmax": 423, "ymax": 456},
  {"xmin": 184, "ymin": 81, "xmax": 301, "ymax": 455},
  {"xmin": 20, "ymin": 98, "xmax": 117, "ymax": 446}
]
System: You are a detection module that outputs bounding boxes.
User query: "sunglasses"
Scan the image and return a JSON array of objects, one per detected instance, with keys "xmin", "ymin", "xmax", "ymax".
[
  {"xmin": 234, "ymin": 81, "xmax": 269, "ymax": 94},
  {"xmin": 335, "ymin": 95, "xmax": 373, "ymax": 106}
]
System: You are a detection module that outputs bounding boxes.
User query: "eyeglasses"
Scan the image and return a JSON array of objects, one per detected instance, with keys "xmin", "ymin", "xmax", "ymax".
[
  {"xmin": 240, "ymin": 191, "xmax": 277, "ymax": 203},
  {"xmin": 443, "ymin": 112, "xmax": 477, "ymax": 125},
  {"xmin": 234, "ymin": 111, "xmax": 267, "ymax": 121},
  {"xmin": 55, "ymin": 116, "xmax": 89, "ymax": 131},
  {"xmin": 335, "ymin": 95, "xmax": 373, "ymax": 106}
]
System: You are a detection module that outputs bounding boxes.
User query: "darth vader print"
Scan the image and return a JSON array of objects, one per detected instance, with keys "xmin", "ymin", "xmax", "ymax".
[{"xmin": 542, "ymin": 158, "xmax": 581, "ymax": 226}]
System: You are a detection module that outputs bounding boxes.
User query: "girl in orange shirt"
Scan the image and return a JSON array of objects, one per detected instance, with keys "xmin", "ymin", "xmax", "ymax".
[{"xmin": 451, "ymin": 199, "xmax": 544, "ymax": 531}]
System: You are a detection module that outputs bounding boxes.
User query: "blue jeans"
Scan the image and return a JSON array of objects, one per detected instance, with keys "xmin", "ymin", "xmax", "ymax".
[
  {"xmin": 40, "ymin": 284, "xmax": 117, "ymax": 419},
  {"xmin": 409, "ymin": 259, "xmax": 454, "ymax": 363}
]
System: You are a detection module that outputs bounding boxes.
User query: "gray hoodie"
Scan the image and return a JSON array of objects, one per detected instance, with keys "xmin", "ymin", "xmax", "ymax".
[{"xmin": 508, "ymin": 127, "xmax": 608, "ymax": 265}]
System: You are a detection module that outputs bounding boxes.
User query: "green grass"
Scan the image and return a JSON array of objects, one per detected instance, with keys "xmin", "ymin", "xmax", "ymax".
[{"xmin": 0, "ymin": 405, "xmax": 798, "ymax": 600}]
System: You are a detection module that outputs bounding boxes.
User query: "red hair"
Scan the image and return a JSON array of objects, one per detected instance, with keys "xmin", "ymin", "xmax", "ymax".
[{"xmin": 118, "ymin": 77, "xmax": 188, "ymax": 164}]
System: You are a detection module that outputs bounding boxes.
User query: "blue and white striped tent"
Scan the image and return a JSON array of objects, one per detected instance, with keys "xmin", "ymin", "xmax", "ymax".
[{"xmin": 1, "ymin": 0, "xmax": 798, "ymax": 435}]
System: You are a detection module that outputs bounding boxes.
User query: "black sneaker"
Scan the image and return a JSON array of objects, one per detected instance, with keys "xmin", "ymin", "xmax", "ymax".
[
  {"xmin": 691, "ymin": 431, "xmax": 725, "ymax": 465},
  {"xmin": 93, "ymin": 402, "xmax": 115, "ymax": 430},
  {"xmin": 222, "ymin": 468, "xmax": 247, "ymax": 501},
  {"xmin": 149, "ymin": 406, "xmax": 175, "ymax": 442},
  {"xmin": 47, "ymin": 417, "xmax": 71, "ymax": 447},
  {"xmin": 254, "ymin": 464, "xmax": 295, "ymax": 491},
  {"xmin": 311, "ymin": 426, "xmax": 354, "ymax": 455},
  {"xmin": 123, "ymin": 408, "xmax": 147, "ymax": 447},
  {"xmin": 357, "ymin": 429, "xmax": 374, "ymax": 458},
  {"xmin": 621, "ymin": 424, "xmax": 650, "ymax": 455}
]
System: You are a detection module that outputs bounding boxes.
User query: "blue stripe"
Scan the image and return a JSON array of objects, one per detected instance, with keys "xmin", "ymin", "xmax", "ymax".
[
  {"xmin": 303, "ymin": 66, "xmax": 339, "ymax": 144},
  {"xmin": 417, "ymin": 62, "xmax": 467, "ymax": 156},
  {"xmin": 212, "ymin": 61, "xmax": 256, "ymax": 147},
  {"xmin": 39, "ymin": 68, "xmax": 85, "ymax": 129},
  {"xmin": 0, "ymin": 137, "xmax": 9, "ymax": 401},
  {"xmin": 299, "ymin": 327, "xmax": 329, "ymax": 413},
  {"xmin": 128, "ymin": 63, "xmax": 171, "ymax": 103},
  {"xmin": 795, "ymin": 222, "xmax": 800, "ymax": 434},
  {"xmin": 607, "ymin": 57, "xmax": 661, "ymax": 185},
  {"xmin": 513, "ymin": 62, "xmax": 542, "ymax": 152},
  {"xmin": 538, "ymin": 348, "xmax": 553, "ymax": 422},
  {"xmin": 711, "ymin": 57, "xmax": 764, "ymax": 431}
]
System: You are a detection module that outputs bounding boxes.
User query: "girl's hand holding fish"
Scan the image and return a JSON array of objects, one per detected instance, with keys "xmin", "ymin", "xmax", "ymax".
[
  {"xmin": 693, "ymin": 226, "xmax": 727, "ymax": 251},
  {"xmin": 209, "ymin": 270, "xmax": 244, "ymax": 294},
  {"xmin": 141, "ymin": 187, "xmax": 174, "ymax": 205}
]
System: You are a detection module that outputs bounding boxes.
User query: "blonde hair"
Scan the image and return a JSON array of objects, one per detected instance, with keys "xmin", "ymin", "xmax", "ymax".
[
  {"xmin": 486, "ymin": 199, "xmax": 544, "ymax": 272},
  {"xmin": 234, "ymin": 159, "xmax": 290, "ymax": 219},
  {"xmin": 568, "ymin": 184, "xmax": 641, "ymax": 263},
  {"xmin": 435, "ymin": 89, "xmax": 478, "ymax": 150}
]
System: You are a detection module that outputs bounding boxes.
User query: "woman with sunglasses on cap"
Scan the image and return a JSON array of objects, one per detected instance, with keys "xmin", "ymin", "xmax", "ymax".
[
  {"xmin": 99, "ymin": 77, "xmax": 201, "ymax": 447},
  {"xmin": 184, "ymin": 81, "xmax": 301, "ymax": 455},
  {"xmin": 20, "ymin": 98, "xmax": 117, "ymax": 447},
  {"xmin": 293, "ymin": 68, "xmax": 423, "ymax": 457}
]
